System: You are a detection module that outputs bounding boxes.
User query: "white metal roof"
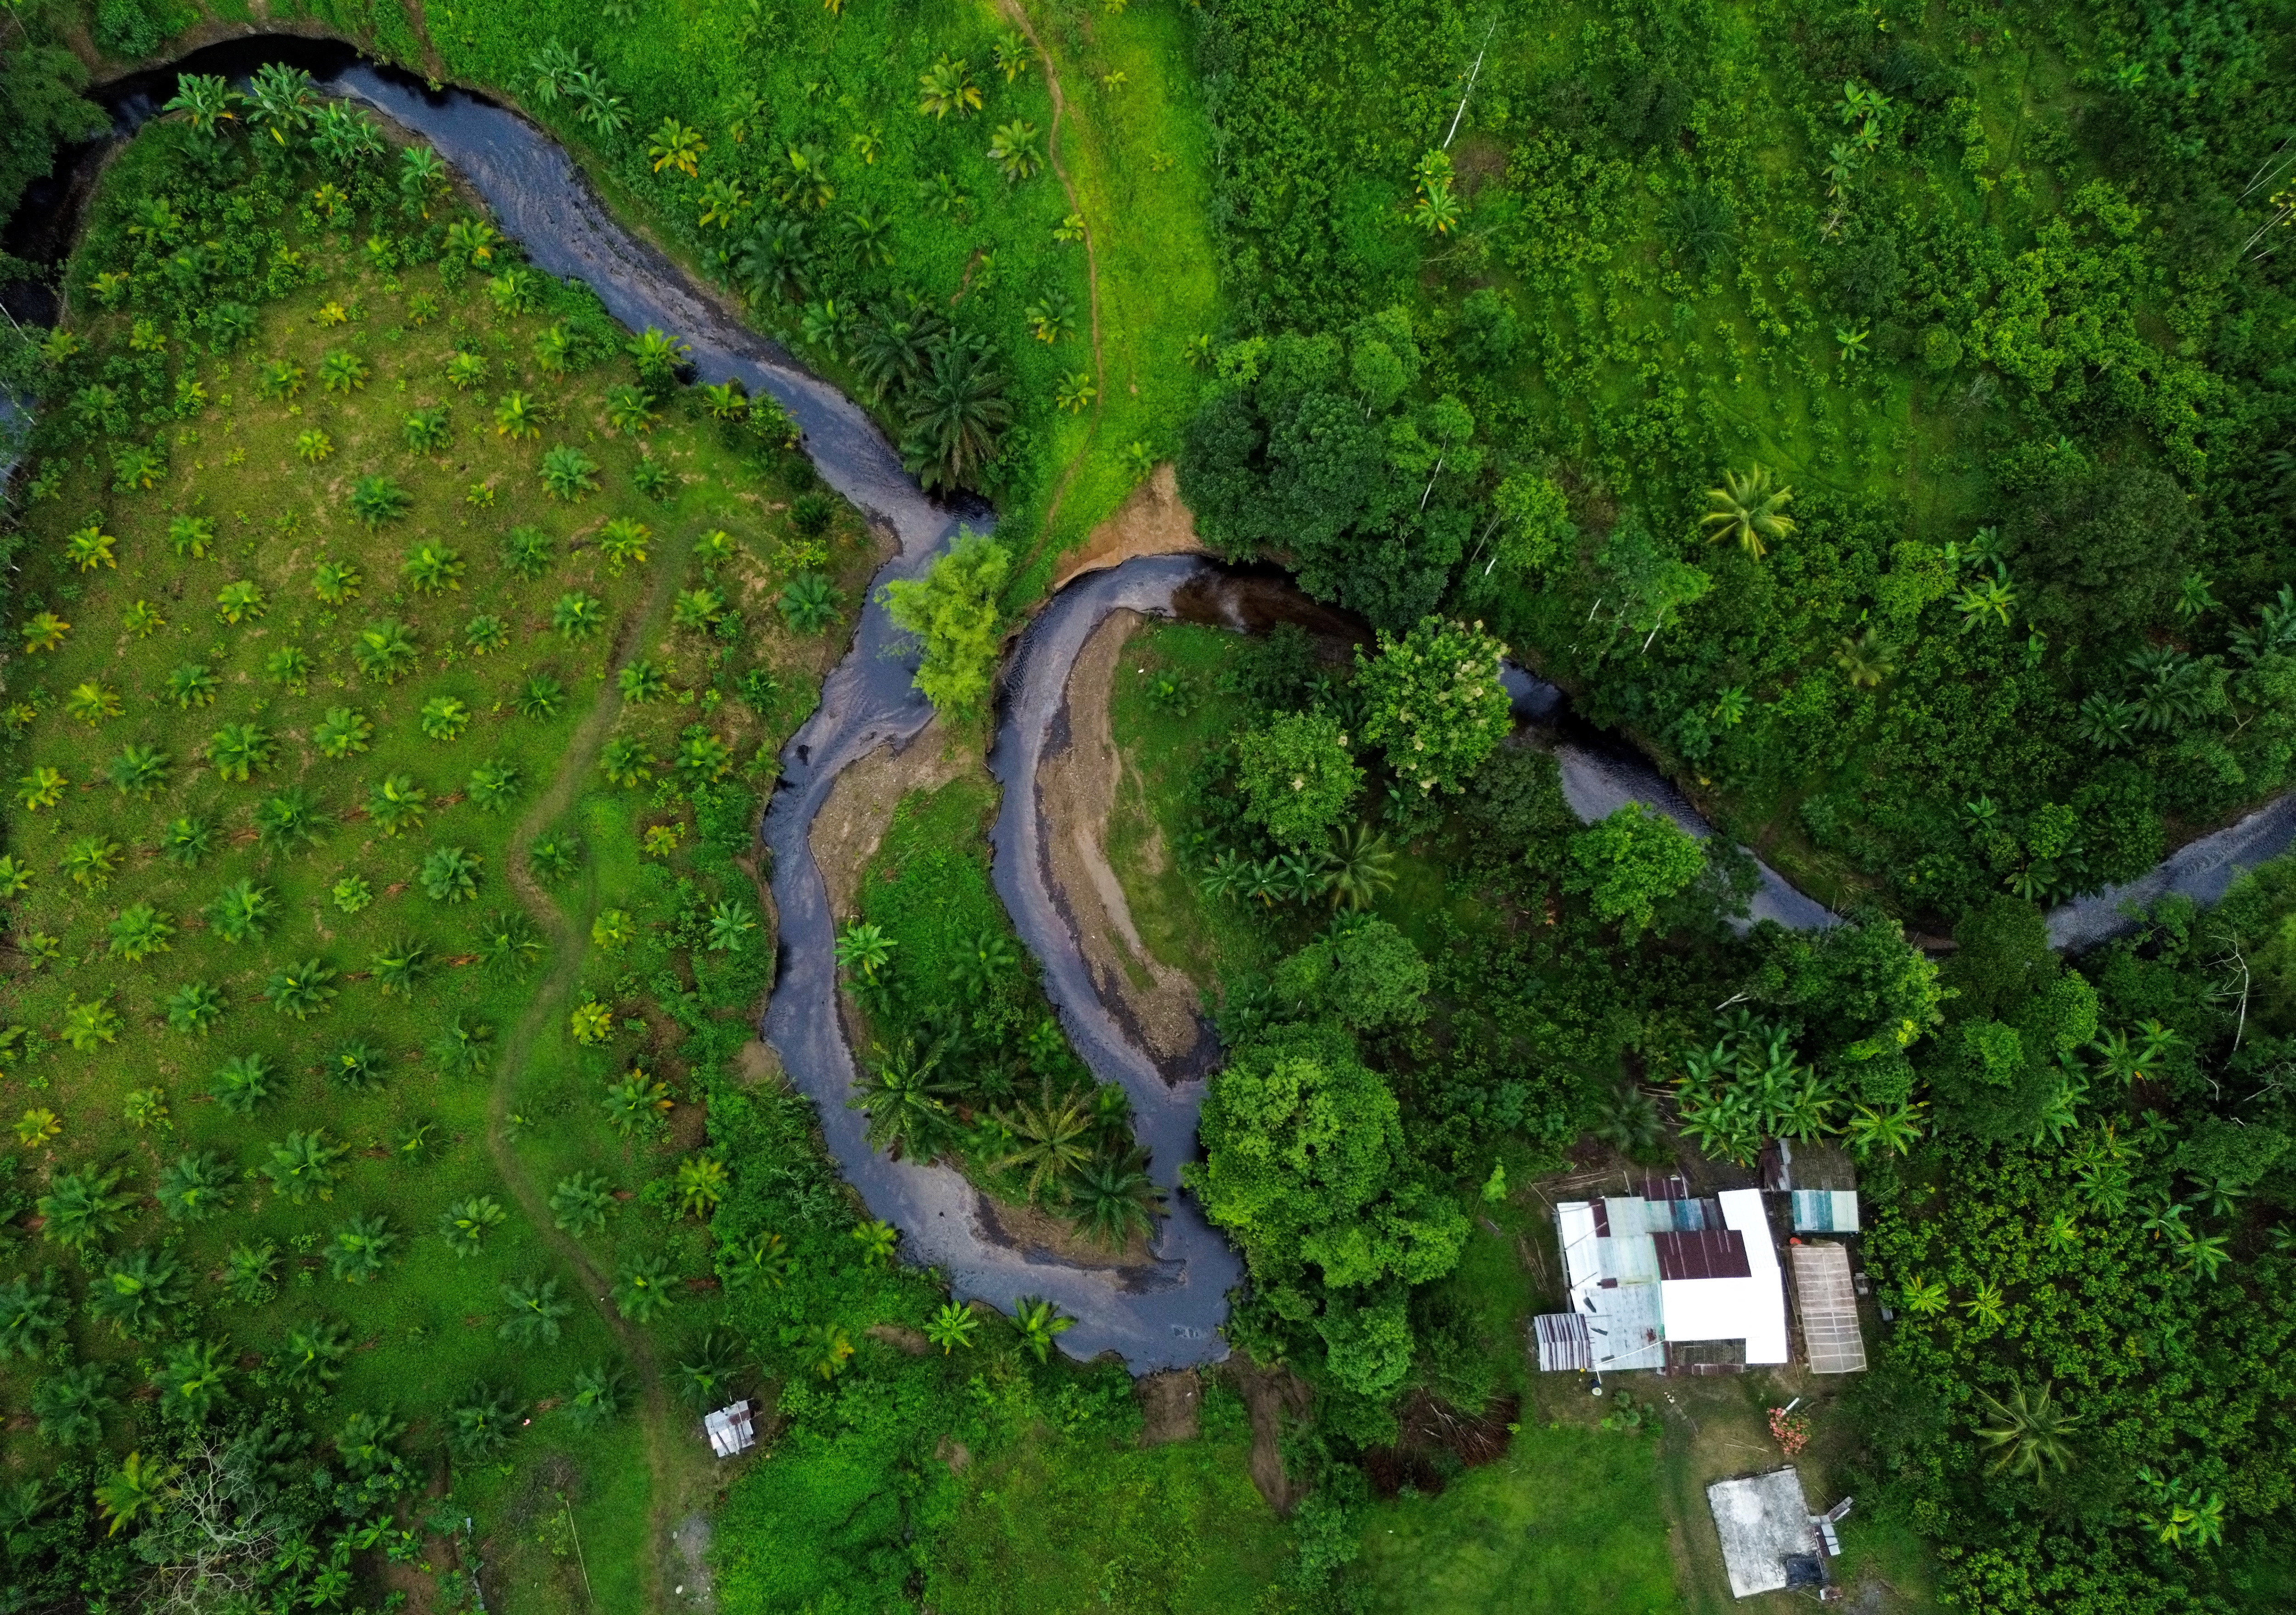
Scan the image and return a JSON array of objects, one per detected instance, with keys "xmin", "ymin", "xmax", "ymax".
[{"xmin": 1656, "ymin": 1190, "xmax": 1789, "ymax": 1364}]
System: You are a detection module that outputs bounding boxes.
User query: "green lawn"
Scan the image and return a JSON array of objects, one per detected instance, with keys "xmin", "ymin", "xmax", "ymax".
[
  {"xmin": 923, "ymin": 1382, "xmax": 1293, "ymax": 1614},
  {"xmin": 1356, "ymin": 1418, "xmax": 1683, "ymax": 1615}
]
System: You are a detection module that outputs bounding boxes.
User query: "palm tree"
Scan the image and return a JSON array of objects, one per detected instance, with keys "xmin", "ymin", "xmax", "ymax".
[
  {"xmin": 987, "ymin": 120, "xmax": 1043, "ymax": 181},
  {"xmin": 1066, "ymin": 1152, "xmax": 1165, "ymax": 1249},
  {"xmin": 1699, "ymin": 465, "xmax": 1796, "ymax": 559},
  {"xmin": 1833, "ymin": 626, "xmax": 1897, "ymax": 687},
  {"xmin": 162, "ymin": 75, "xmax": 239, "ymax": 140},
  {"xmin": 1974, "ymin": 1383, "xmax": 2079, "ymax": 1483},
  {"xmin": 1321, "ymin": 823, "xmax": 1397, "ymax": 910},
  {"xmin": 246, "ymin": 62, "xmax": 316, "ymax": 145},
  {"xmin": 1012, "ymin": 1297, "xmax": 1073, "ymax": 1363},
  {"xmin": 854, "ymin": 302, "xmax": 946, "ymax": 402},
  {"xmin": 835, "ymin": 921, "xmax": 897, "ymax": 981},
  {"xmin": 925, "ymin": 1301, "xmax": 980, "ymax": 1354},
  {"xmin": 917, "ymin": 54, "xmax": 982, "ymax": 120},
  {"xmin": 851, "ymin": 1040, "xmax": 955, "ymax": 1159},
  {"xmin": 900, "ymin": 337, "xmax": 1011, "ymax": 492},
  {"xmin": 994, "ymin": 1080, "xmax": 1097, "ymax": 1201}
]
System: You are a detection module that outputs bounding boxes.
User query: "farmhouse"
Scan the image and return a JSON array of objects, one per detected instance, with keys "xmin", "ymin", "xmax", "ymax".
[{"xmin": 1536, "ymin": 1189, "xmax": 1790, "ymax": 1373}]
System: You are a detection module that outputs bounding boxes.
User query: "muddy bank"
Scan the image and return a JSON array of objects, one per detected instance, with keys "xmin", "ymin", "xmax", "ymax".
[
  {"xmin": 1051, "ymin": 462, "xmax": 1204, "ymax": 591},
  {"xmin": 1036, "ymin": 609, "xmax": 1217, "ymax": 1079},
  {"xmin": 805, "ymin": 716, "xmax": 974, "ymax": 922}
]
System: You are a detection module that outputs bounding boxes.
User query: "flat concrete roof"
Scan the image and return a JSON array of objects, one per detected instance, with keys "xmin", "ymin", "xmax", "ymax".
[{"xmin": 1707, "ymin": 1467, "xmax": 1816, "ymax": 1598}]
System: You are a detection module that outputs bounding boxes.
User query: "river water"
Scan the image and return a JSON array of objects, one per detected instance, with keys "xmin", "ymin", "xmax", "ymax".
[{"xmin": 11, "ymin": 37, "xmax": 2296, "ymax": 1367}]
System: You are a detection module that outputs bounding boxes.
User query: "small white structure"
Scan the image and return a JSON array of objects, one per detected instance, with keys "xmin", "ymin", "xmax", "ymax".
[
  {"xmin": 703, "ymin": 1400, "xmax": 755, "ymax": 1458},
  {"xmin": 1707, "ymin": 1468, "xmax": 1823, "ymax": 1598},
  {"xmin": 1540, "ymin": 1188, "xmax": 1788, "ymax": 1371}
]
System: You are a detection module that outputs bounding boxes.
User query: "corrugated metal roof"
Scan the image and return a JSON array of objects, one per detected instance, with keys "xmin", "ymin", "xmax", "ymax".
[
  {"xmin": 1790, "ymin": 1242, "xmax": 1867, "ymax": 1374},
  {"xmin": 1653, "ymin": 1227, "xmax": 1752, "ymax": 1280},
  {"xmin": 1533, "ymin": 1312, "xmax": 1592, "ymax": 1372}
]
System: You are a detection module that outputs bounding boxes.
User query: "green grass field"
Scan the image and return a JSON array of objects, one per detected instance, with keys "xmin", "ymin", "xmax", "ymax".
[
  {"xmin": 923, "ymin": 1382, "xmax": 1293, "ymax": 1613},
  {"xmin": 1356, "ymin": 1416, "xmax": 1683, "ymax": 1615}
]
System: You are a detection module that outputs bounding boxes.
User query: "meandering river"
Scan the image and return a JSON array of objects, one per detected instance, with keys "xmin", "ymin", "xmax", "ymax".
[{"xmin": 11, "ymin": 35, "xmax": 2295, "ymax": 1367}]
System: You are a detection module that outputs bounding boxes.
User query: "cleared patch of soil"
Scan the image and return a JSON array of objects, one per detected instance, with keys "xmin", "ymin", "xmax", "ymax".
[
  {"xmin": 1137, "ymin": 1368, "xmax": 1203, "ymax": 1446},
  {"xmin": 1051, "ymin": 463, "xmax": 1204, "ymax": 591},
  {"xmin": 733, "ymin": 1038, "xmax": 782, "ymax": 1086},
  {"xmin": 806, "ymin": 716, "xmax": 978, "ymax": 921},
  {"xmin": 1229, "ymin": 1354, "xmax": 1312, "ymax": 1516},
  {"xmin": 866, "ymin": 1322, "xmax": 932, "ymax": 1355},
  {"xmin": 670, "ymin": 1511, "xmax": 715, "ymax": 1610},
  {"xmin": 1037, "ymin": 609, "xmax": 1211, "ymax": 1076}
]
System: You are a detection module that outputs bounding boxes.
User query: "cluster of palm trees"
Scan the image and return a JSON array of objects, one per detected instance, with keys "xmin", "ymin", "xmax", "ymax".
[
  {"xmin": 838, "ymin": 924, "xmax": 1163, "ymax": 1248},
  {"xmin": 1194, "ymin": 822, "xmax": 1399, "ymax": 911},
  {"xmin": 1671, "ymin": 1010, "xmax": 1926, "ymax": 1167},
  {"xmin": 735, "ymin": 220, "xmax": 1012, "ymax": 490}
]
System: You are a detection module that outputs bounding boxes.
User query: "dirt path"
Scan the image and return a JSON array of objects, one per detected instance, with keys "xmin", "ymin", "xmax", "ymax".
[
  {"xmin": 1000, "ymin": 0, "xmax": 1104, "ymax": 540},
  {"xmin": 483, "ymin": 539, "xmax": 714, "ymax": 1613},
  {"xmin": 1036, "ymin": 607, "xmax": 1208, "ymax": 1073}
]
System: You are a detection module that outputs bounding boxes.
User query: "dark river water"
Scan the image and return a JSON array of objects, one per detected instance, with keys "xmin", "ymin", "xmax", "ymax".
[{"xmin": 9, "ymin": 34, "xmax": 2294, "ymax": 1367}]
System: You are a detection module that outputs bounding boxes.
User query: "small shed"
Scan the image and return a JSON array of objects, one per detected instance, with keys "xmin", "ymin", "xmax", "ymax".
[
  {"xmin": 1789, "ymin": 1242, "xmax": 1868, "ymax": 1374},
  {"xmin": 1707, "ymin": 1467, "xmax": 1822, "ymax": 1598},
  {"xmin": 1791, "ymin": 1189, "xmax": 1860, "ymax": 1232},
  {"xmin": 704, "ymin": 1400, "xmax": 756, "ymax": 1458}
]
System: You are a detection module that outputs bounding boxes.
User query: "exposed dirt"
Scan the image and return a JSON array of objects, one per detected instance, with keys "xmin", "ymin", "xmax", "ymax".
[
  {"xmin": 1361, "ymin": 1392, "xmax": 1519, "ymax": 1499},
  {"xmin": 732, "ymin": 1038, "xmax": 782, "ymax": 1086},
  {"xmin": 1229, "ymin": 1354, "xmax": 1313, "ymax": 1516},
  {"xmin": 1137, "ymin": 1369, "xmax": 1203, "ymax": 1446},
  {"xmin": 1036, "ymin": 608, "xmax": 1211, "ymax": 1076},
  {"xmin": 670, "ymin": 1512, "xmax": 715, "ymax": 1611},
  {"xmin": 865, "ymin": 1322, "xmax": 932, "ymax": 1355},
  {"xmin": 1050, "ymin": 463, "xmax": 1204, "ymax": 591},
  {"xmin": 806, "ymin": 716, "xmax": 978, "ymax": 922}
]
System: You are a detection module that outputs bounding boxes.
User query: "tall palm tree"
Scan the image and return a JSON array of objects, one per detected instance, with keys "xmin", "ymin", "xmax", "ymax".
[
  {"xmin": 1321, "ymin": 823, "xmax": 1398, "ymax": 910},
  {"xmin": 993, "ymin": 1079, "xmax": 1097, "ymax": 1201},
  {"xmin": 1700, "ymin": 465, "xmax": 1796, "ymax": 559},
  {"xmin": 850, "ymin": 1039, "xmax": 955, "ymax": 1159},
  {"xmin": 1066, "ymin": 1152, "xmax": 1165, "ymax": 1249},
  {"xmin": 900, "ymin": 337, "xmax": 1011, "ymax": 492},
  {"xmin": 854, "ymin": 301, "xmax": 948, "ymax": 404},
  {"xmin": 737, "ymin": 216, "xmax": 815, "ymax": 308},
  {"xmin": 1974, "ymin": 1382, "xmax": 2079, "ymax": 1482}
]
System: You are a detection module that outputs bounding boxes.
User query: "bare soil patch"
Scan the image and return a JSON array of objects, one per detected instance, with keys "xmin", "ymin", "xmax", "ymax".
[
  {"xmin": 1137, "ymin": 1369, "xmax": 1203, "ymax": 1446},
  {"xmin": 807, "ymin": 717, "xmax": 979, "ymax": 921},
  {"xmin": 1051, "ymin": 463, "xmax": 1204, "ymax": 591},
  {"xmin": 1228, "ymin": 1354, "xmax": 1312, "ymax": 1515},
  {"xmin": 1037, "ymin": 609, "xmax": 1210, "ymax": 1075}
]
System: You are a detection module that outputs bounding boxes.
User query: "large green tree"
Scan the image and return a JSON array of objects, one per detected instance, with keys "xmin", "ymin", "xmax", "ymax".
[
  {"xmin": 1232, "ymin": 708, "xmax": 1361, "ymax": 850},
  {"xmin": 1184, "ymin": 1021, "xmax": 1467, "ymax": 1397},
  {"xmin": 879, "ymin": 529, "xmax": 1007, "ymax": 716},
  {"xmin": 1355, "ymin": 615, "xmax": 1512, "ymax": 795}
]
